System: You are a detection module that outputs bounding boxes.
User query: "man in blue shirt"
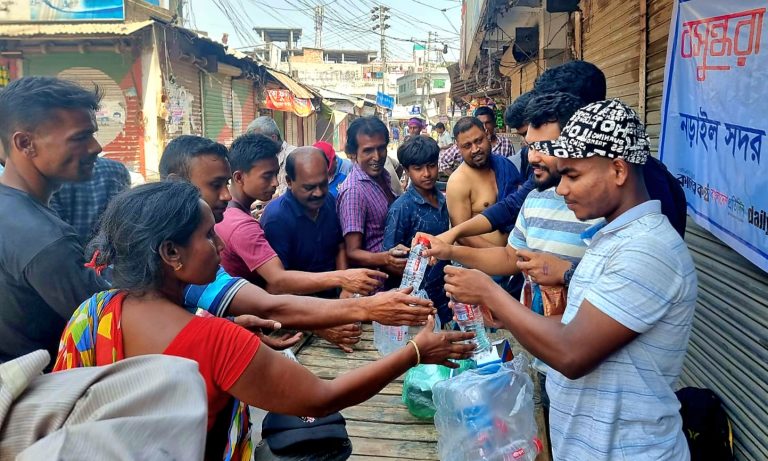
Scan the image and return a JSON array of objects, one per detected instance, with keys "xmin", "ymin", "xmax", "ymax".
[
  {"xmin": 383, "ymin": 136, "xmax": 450, "ymax": 322},
  {"xmin": 261, "ymin": 147, "xmax": 349, "ymax": 299}
]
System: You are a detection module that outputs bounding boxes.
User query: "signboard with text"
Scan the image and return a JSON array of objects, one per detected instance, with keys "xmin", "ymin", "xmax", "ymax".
[
  {"xmin": 376, "ymin": 92, "xmax": 394, "ymax": 110},
  {"xmin": 660, "ymin": 0, "xmax": 767, "ymax": 271},
  {"xmin": 264, "ymin": 89, "xmax": 313, "ymax": 117},
  {"xmin": 0, "ymin": 0, "xmax": 126, "ymax": 22}
]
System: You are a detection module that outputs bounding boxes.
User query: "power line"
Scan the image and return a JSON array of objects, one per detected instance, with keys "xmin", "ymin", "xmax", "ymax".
[{"xmin": 411, "ymin": 0, "xmax": 460, "ymax": 13}]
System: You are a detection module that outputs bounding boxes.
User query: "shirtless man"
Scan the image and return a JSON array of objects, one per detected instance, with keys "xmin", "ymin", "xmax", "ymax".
[{"xmin": 446, "ymin": 117, "xmax": 522, "ymax": 248}]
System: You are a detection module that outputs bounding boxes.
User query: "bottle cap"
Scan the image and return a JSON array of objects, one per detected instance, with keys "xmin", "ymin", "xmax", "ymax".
[{"xmin": 416, "ymin": 236, "xmax": 431, "ymax": 247}]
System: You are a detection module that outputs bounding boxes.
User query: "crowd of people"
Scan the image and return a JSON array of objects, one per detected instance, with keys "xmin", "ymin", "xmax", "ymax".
[{"xmin": 0, "ymin": 59, "xmax": 697, "ymax": 461}]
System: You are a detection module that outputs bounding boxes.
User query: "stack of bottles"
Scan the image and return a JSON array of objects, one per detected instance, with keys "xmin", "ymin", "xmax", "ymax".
[
  {"xmin": 374, "ymin": 237, "xmax": 435, "ymax": 356},
  {"xmin": 432, "ymin": 355, "xmax": 541, "ymax": 461}
]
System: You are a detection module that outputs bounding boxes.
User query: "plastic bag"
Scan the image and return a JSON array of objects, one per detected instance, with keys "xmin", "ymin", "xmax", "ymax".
[
  {"xmin": 432, "ymin": 355, "xmax": 541, "ymax": 461},
  {"xmin": 402, "ymin": 360, "xmax": 475, "ymax": 419},
  {"xmin": 402, "ymin": 364, "xmax": 451, "ymax": 419}
]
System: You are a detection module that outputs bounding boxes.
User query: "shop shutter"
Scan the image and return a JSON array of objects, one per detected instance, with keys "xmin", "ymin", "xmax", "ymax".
[
  {"xmin": 681, "ymin": 221, "xmax": 768, "ymax": 461},
  {"xmin": 203, "ymin": 73, "xmax": 234, "ymax": 146},
  {"xmin": 57, "ymin": 65, "xmax": 143, "ymax": 173},
  {"xmin": 636, "ymin": 3, "xmax": 768, "ymax": 459},
  {"xmin": 166, "ymin": 59, "xmax": 203, "ymax": 142},
  {"xmin": 284, "ymin": 114, "xmax": 298, "ymax": 146},
  {"xmin": 645, "ymin": 0, "xmax": 674, "ymax": 154},
  {"xmin": 304, "ymin": 113, "xmax": 317, "ymax": 145},
  {"xmin": 582, "ymin": 0, "xmax": 642, "ymax": 110},
  {"xmin": 232, "ymin": 78, "xmax": 257, "ymax": 138},
  {"xmin": 509, "ymin": 61, "xmax": 539, "ymax": 99},
  {"xmin": 296, "ymin": 114, "xmax": 305, "ymax": 146}
]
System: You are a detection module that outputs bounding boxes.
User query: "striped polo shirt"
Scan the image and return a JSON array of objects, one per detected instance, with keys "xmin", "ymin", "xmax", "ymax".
[
  {"xmin": 547, "ymin": 200, "xmax": 697, "ymax": 461},
  {"xmin": 509, "ymin": 186, "xmax": 600, "ymax": 268}
]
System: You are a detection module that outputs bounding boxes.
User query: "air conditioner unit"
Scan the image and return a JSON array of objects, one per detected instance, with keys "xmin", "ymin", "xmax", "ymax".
[{"xmin": 512, "ymin": 26, "xmax": 539, "ymax": 63}]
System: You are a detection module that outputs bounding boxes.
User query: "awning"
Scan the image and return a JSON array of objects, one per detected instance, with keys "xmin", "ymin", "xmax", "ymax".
[
  {"xmin": 265, "ymin": 68, "xmax": 315, "ymax": 100},
  {"xmin": 0, "ymin": 20, "xmax": 153, "ymax": 38}
]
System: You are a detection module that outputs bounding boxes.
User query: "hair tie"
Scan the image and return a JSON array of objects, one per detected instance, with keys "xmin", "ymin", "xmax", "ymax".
[{"xmin": 84, "ymin": 249, "xmax": 108, "ymax": 276}]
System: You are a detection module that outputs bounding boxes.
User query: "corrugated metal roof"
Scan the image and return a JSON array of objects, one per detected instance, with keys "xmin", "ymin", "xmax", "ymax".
[
  {"xmin": 0, "ymin": 20, "xmax": 153, "ymax": 38},
  {"xmin": 265, "ymin": 68, "xmax": 316, "ymax": 100},
  {"xmin": 311, "ymin": 86, "xmax": 363, "ymax": 104}
]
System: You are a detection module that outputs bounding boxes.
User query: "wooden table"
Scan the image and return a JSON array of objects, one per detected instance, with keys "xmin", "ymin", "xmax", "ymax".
[
  {"xmin": 294, "ymin": 325, "xmax": 551, "ymax": 461},
  {"xmin": 296, "ymin": 324, "xmax": 440, "ymax": 460}
]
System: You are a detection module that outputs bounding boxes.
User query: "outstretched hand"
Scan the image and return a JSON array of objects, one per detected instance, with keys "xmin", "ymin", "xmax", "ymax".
[
  {"xmin": 413, "ymin": 232, "xmax": 452, "ymax": 265},
  {"xmin": 443, "ymin": 264, "xmax": 496, "ymax": 306},
  {"xmin": 315, "ymin": 324, "xmax": 363, "ymax": 353},
  {"xmin": 233, "ymin": 315, "xmax": 303, "ymax": 351},
  {"xmin": 365, "ymin": 286, "xmax": 435, "ymax": 326},
  {"xmin": 339, "ymin": 268, "xmax": 387, "ymax": 295},
  {"xmin": 412, "ymin": 315, "xmax": 475, "ymax": 368}
]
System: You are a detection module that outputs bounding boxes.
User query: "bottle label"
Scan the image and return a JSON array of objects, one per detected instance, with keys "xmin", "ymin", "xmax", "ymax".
[
  {"xmin": 455, "ymin": 303, "xmax": 477, "ymax": 321},
  {"xmin": 510, "ymin": 447, "xmax": 527, "ymax": 459}
]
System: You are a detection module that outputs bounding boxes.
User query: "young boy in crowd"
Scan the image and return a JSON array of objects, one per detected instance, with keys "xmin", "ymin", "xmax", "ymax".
[{"xmin": 383, "ymin": 136, "xmax": 450, "ymax": 323}]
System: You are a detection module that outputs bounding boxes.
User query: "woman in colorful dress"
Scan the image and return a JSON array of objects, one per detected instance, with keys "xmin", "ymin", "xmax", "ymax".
[{"xmin": 53, "ymin": 180, "xmax": 474, "ymax": 459}]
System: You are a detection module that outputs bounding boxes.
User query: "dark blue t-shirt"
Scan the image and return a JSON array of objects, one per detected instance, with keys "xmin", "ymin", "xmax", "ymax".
[
  {"xmin": 261, "ymin": 191, "xmax": 344, "ymax": 276},
  {"xmin": 383, "ymin": 186, "xmax": 451, "ymax": 322}
]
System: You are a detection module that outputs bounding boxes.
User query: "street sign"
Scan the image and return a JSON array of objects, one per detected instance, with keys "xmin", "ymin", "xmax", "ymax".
[{"xmin": 376, "ymin": 92, "xmax": 395, "ymax": 110}]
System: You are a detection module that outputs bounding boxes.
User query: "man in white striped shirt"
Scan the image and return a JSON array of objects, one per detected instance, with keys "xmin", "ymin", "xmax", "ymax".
[{"xmin": 442, "ymin": 99, "xmax": 697, "ymax": 460}]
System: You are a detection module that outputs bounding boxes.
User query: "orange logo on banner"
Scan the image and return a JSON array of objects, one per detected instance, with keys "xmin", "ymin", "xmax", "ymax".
[{"xmin": 265, "ymin": 89, "xmax": 314, "ymax": 117}]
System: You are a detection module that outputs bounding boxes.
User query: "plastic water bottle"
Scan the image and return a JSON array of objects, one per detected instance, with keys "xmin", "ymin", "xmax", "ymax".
[
  {"xmin": 400, "ymin": 236, "xmax": 431, "ymax": 290},
  {"xmin": 374, "ymin": 238, "xmax": 432, "ymax": 356},
  {"xmin": 450, "ymin": 262, "xmax": 492, "ymax": 357}
]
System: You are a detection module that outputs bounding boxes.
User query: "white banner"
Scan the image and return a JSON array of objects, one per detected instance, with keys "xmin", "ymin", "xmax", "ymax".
[{"xmin": 660, "ymin": 0, "xmax": 768, "ymax": 272}]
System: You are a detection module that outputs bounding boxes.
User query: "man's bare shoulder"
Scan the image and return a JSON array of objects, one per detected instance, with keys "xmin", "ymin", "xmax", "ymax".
[{"xmin": 446, "ymin": 164, "xmax": 470, "ymax": 188}]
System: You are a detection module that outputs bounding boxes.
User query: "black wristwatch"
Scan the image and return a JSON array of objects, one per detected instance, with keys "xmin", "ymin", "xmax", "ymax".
[{"xmin": 563, "ymin": 263, "xmax": 577, "ymax": 287}]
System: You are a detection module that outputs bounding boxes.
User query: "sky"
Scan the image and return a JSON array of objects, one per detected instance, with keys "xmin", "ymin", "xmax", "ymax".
[{"xmin": 188, "ymin": 0, "xmax": 463, "ymax": 63}]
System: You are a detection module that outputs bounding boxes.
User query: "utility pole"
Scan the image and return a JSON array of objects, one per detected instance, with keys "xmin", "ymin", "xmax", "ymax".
[
  {"xmin": 423, "ymin": 31, "xmax": 433, "ymax": 113},
  {"xmin": 170, "ymin": 0, "xmax": 185, "ymax": 26},
  {"xmin": 314, "ymin": 5, "xmax": 324, "ymax": 48},
  {"xmin": 371, "ymin": 5, "xmax": 390, "ymax": 94}
]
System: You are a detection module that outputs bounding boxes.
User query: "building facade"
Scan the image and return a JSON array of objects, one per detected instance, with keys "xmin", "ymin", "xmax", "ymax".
[
  {"xmin": 0, "ymin": 2, "xmax": 318, "ymax": 180},
  {"xmin": 396, "ymin": 67, "xmax": 451, "ymax": 116}
]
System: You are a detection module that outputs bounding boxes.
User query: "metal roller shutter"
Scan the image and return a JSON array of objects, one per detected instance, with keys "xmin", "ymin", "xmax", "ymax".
[
  {"xmin": 637, "ymin": 3, "xmax": 767, "ymax": 458},
  {"xmin": 57, "ymin": 65, "xmax": 143, "ymax": 173},
  {"xmin": 203, "ymin": 73, "xmax": 234, "ymax": 146},
  {"xmin": 645, "ymin": 0, "xmax": 674, "ymax": 155},
  {"xmin": 681, "ymin": 221, "xmax": 768, "ymax": 461},
  {"xmin": 582, "ymin": 0, "xmax": 642, "ymax": 109},
  {"xmin": 232, "ymin": 79, "xmax": 256, "ymax": 138},
  {"xmin": 166, "ymin": 59, "xmax": 203, "ymax": 141}
]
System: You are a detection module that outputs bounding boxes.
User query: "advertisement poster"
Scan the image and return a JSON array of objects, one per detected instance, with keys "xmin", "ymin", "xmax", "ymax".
[
  {"xmin": 659, "ymin": 0, "xmax": 767, "ymax": 271},
  {"xmin": 265, "ymin": 89, "xmax": 314, "ymax": 117},
  {"xmin": 0, "ymin": 1, "xmax": 126, "ymax": 22}
]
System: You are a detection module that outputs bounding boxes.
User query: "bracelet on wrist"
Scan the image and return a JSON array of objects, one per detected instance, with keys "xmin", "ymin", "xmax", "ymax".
[{"xmin": 407, "ymin": 339, "xmax": 421, "ymax": 366}]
